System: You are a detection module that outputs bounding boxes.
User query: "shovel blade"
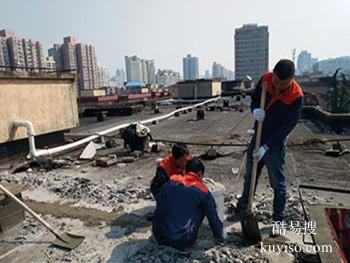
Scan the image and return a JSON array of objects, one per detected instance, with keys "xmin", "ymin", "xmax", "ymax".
[
  {"xmin": 52, "ymin": 232, "xmax": 85, "ymax": 250},
  {"xmin": 240, "ymin": 214, "xmax": 262, "ymax": 243}
]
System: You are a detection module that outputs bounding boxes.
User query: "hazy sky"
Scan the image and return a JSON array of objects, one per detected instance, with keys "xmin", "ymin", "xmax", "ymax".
[{"xmin": 1, "ymin": 0, "xmax": 350, "ymax": 75}]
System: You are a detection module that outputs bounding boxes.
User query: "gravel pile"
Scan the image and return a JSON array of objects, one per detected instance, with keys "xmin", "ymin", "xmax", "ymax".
[
  {"xmin": 11, "ymin": 216, "xmax": 44, "ymax": 244},
  {"xmin": 224, "ymin": 190, "xmax": 306, "ymax": 224},
  {"xmin": 127, "ymin": 244, "xmax": 270, "ymax": 263},
  {"xmin": 50, "ymin": 177, "xmax": 152, "ymax": 210},
  {"xmin": 126, "ymin": 245, "xmax": 190, "ymax": 263},
  {"xmin": 0, "ymin": 170, "xmax": 55, "ymax": 188},
  {"xmin": 254, "ymin": 192, "xmax": 304, "ymax": 224},
  {"xmin": 0, "ymin": 170, "xmax": 153, "ymax": 211},
  {"xmin": 203, "ymin": 246, "xmax": 270, "ymax": 263},
  {"xmin": 46, "ymin": 246, "xmax": 103, "ymax": 263}
]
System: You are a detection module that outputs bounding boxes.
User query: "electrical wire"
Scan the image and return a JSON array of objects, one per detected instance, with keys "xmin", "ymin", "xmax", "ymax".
[{"xmin": 151, "ymin": 137, "xmax": 350, "ymax": 148}]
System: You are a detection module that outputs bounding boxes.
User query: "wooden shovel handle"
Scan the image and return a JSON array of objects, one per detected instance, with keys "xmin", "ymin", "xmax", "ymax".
[
  {"xmin": 247, "ymin": 82, "xmax": 267, "ymax": 212},
  {"xmin": 0, "ymin": 183, "xmax": 59, "ymax": 237}
]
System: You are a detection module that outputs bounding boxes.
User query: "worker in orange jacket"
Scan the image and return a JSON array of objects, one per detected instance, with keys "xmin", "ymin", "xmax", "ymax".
[{"xmin": 150, "ymin": 143, "xmax": 190, "ymax": 202}]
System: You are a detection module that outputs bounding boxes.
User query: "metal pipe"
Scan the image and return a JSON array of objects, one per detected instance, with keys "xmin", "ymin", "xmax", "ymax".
[
  {"xmin": 13, "ymin": 120, "xmax": 37, "ymax": 158},
  {"xmin": 31, "ymin": 97, "xmax": 220, "ymax": 158}
]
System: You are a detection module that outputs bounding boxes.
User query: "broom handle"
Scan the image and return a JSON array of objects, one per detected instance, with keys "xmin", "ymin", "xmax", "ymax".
[
  {"xmin": 0, "ymin": 183, "xmax": 60, "ymax": 237},
  {"xmin": 247, "ymin": 82, "xmax": 267, "ymax": 213}
]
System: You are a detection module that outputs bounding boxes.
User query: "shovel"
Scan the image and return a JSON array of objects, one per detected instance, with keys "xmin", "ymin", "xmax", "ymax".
[
  {"xmin": 240, "ymin": 82, "xmax": 267, "ymax": 243},
  {"xmin": 0, "ymin": 183, "xmax": 85, "ymax": 250}
]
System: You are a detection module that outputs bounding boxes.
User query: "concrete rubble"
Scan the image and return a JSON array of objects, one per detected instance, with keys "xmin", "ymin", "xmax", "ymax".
[{"xmin": 0, "ymin": 170, "xmax": 152, "ymax": 213}]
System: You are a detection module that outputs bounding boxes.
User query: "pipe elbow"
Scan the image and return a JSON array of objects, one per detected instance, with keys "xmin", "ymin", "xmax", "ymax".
[{"xmin": 13, "ymin": 120, "xmax": 35, "ymax": 136}]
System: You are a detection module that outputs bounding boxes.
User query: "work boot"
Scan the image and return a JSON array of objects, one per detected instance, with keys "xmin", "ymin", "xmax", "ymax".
[
  {"xmin": 176, "ymin": 241, "xmax": 196, "ymax": 256},
  {"xmin": 177, "ymin": 244, "xmax": 194, "ymax": 256}
]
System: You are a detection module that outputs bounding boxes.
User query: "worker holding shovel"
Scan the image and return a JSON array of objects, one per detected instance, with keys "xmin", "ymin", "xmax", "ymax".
[{"xmin": 231, "ymin": 60, "xmax": 304, "ymax": 228}]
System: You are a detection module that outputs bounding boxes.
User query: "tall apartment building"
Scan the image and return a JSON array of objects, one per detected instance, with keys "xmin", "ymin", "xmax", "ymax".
[
  {"xmin": 125, "ymin": 55, "xmax": 143, "ymax": 83},
  {"xmin": 97, "ymin": 64, "xmax": 111, "ymax": 87},
  {"xmin": 183, "ymin": 54, "xmax": 199, "ymax": 80},
  {"xmin": 145, "ymin": 60, "xmax": 156, "ymax": 84},
  {"xmin": 0, "ymin": 37, "xmax": 10, "ymax": 68},
  {"xmin": 22, "ymin": 39, "xmax": 45, "ymax": 69},
  {"xmin": 0, "ymin": 29, "xmax": 45, "ymax": 71},
  {"xmin": 45, "ymin": 56, "xmax": 56, "ymax": 69},
  {"xmin": 212, "ymin": 62, "xmax": 228, "ymax": 80},
  {"xmin": 115, "ymin": 69, "xmax": 126, "ymax": 87},
  {"xmin": 204, "ymin": 70, "xmax": 211, "ymax": 79},
  {"xmin": 297, "ymin": 50, "xmax": 318, "ymax": 75},
  {"xmin": 48, "ymin": 44, "xmax": 63, "ymax": 69},
  {"xmin": 234, "ymin": 24, "xmax": 269, "ymax": 82},
  {"xmin": 50, "ymin": 36, "xmax": 99, "ymax": 95},
  {"xmin": 125, "ymin": 55, "xmax": 156, "ymax": 84},
  {"xmin": 155, "ymin": 69, "xmax": 180, "ymax": 87},
  {"xmin": 227, "ymin": 70, "xmax": 235, "ymax": 80}
]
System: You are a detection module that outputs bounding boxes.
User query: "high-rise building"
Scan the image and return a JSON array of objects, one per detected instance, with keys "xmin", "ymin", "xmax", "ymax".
[
  {"xmin": 48, "ymin": 44, "xmax": 63, "ymax": 69},
  {"xmin": 115, "ymin": 69, "xmax": 126, "ymax": 87},
  {"xmin": 204, "ymin": 70, "xmax": 211, "ymax": 79},
  {"xmin": 212, "ymin": 62, "xmax": 228, "ymax": 80},
  {"xmin": 234, "ymin": 24, "xmax": 269, "ymax": 82},
  {"xmin": 183, "ymin": 54, "xmax": 199, "ymax": 80},
  {"xmin": 125, "ymin": 55, "xmax": 156, "ymax": 84},
  {"xmin": 145, "ymin": 60, "xmax": 156, "ymax": 84},
  {"xmin": 50, "ymin": 36, "xmax": 99, "ymax": 95},
  {"xmin": 227, "ymin": 70, "xmax": 235, "ymax": 80},
  {"xmin": 0, "ymin": 29, "xmax": 16, "ymax": 38},
  {"xmin": 97, "ymin": 64, "xmax": 111, "ymax": 87},
  {"xmin": 155, "ymin": 69, "xmax": 181, "ymax": 87},
  {"xmin": 0, "ymin": 29, "xmax": 45, "ymax": 71},
  {"xmin": 6, "ymin": 37, "xmax": 25, "ymax": 69},
  {"xmin": 125, "ymin": 55, "xmax": 143, "ymax": 83},
  {"xmin": 45, "ymin": 56, "xmax": 56, "ymax": 69},
  {"xmin": 22, "ymin": 39, "xmax": 45, "ymax": 69},
  {"xmin": 297, "ymin": 50, "xmax": 318, "ymax": 75},
  {"xmin": 0, "ymin": 37, "xmax": 10, "ymax": 69}
]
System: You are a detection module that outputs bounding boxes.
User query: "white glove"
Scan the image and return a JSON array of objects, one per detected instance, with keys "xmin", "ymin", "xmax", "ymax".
[
  {"xmin": 253, "ymin": 145, "xmax": 269, "ymax": 161},
  {"xmin": 253, "ymin": 108, "xmax": 265, "ymax": 122}
]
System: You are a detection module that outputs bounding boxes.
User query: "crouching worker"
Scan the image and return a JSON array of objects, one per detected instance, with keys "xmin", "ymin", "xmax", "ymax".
[
  {"xmin": 152, "ymin": 158, "xmax": 225, "ymax": 252},
  {"xmin": 150, "ymin": 143, "xmax": 190, "ymax": 202}
]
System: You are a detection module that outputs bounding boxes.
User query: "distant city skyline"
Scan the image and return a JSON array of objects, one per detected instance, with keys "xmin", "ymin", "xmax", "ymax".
[{"xmin": 1, "ymin": 0, "xmax": 350, "ymax": 74}]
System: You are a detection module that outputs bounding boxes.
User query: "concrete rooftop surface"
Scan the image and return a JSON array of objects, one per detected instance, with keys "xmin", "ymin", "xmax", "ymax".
[{"xmin": 0, "ymin": 103, "xmax": 350, "ymax": 263}]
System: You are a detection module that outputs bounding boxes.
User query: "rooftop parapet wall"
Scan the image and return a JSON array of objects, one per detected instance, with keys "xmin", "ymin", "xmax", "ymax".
[{"xmin": 0, "ymin": 71, "xmax": 79, "ymax": 144}]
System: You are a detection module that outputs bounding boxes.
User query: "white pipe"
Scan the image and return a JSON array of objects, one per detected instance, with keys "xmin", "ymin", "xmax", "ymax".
[
  {"xmin": 13, "ymin": 120, "xmax": 37, "ymax": 158},
  {"xmin": 25, "ymin": 97, "xmax": 220, "ymax": 158}
]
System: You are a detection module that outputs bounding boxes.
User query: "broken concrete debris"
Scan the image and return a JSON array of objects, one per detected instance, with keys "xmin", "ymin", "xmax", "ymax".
[
  {"xmin": 225, "ymin": 191, "xmax": 308, "ymax": 224},
  {"xmin": 203, "ymin": 246, "xmax": 269, "ymax": 263},
  {"xmin": 79, "ymin": 141, "xmax": 97, "ymax": 160},
  {"xmin": 96, "ymin": 155, "xmax": 118, "ymax": 167},
  {"xmin": 95, "ymin": 155, "xmax": 135, "ymax": 167},
  {"xmin": 121, "ymin": 156, "xmax": 135, "ymax": 163}
]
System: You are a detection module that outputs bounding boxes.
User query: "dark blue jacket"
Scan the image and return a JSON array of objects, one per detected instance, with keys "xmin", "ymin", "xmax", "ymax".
[
  {"xmin": 152, "ymin": 172, "xmax": 223, "ymax": 249},
  {"xmin": 251, "ymin": 72, "xmax": 304, "ymax": 148}
]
